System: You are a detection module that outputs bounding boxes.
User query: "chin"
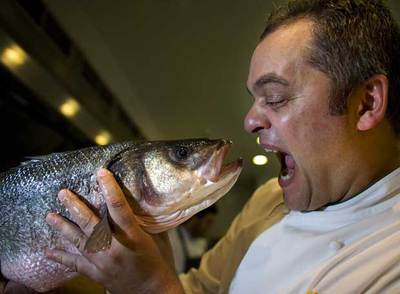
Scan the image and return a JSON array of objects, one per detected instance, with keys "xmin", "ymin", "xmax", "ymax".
[{"xmin": 283, "ymin": 191, "xmax": 311, "ymax": 211}]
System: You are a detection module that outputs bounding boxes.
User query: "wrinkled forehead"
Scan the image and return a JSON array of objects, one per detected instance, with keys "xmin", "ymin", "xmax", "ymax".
[{"xmin": 247, "ymin": 19, "xmax": 315, "ymax": 91}]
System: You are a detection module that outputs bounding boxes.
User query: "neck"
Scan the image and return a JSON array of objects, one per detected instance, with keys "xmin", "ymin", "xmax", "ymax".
[{"xmin": 343, "ymin": 128, "xmax": 400, "ymax": 202}]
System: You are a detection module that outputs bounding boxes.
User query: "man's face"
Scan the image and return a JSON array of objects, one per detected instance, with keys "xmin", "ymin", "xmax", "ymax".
[{"xmin": 245, "ymin": 19, "xmax": 358, "ymax": 211}]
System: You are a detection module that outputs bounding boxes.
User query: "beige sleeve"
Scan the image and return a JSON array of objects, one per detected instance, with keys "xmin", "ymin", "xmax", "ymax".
[{"xmin": 179, "ymin": 178, "xmax": 286, "ymax": 293}]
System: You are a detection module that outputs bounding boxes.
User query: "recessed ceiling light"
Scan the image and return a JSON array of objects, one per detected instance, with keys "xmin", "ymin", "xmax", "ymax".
[
  {"xmin": 95, "ymin": 130, "xmax": 112, "ymax": 145},
  {"xmin": 59, "ymin": 98, "xmax": 80, "ymax": 118},
  {"xmin": 252, "ymin": 155, "xmax": 268, "ymax": 165},
  {"xmin": 1, "ymin": 45, "xmax": 27, "ymax": 68}
]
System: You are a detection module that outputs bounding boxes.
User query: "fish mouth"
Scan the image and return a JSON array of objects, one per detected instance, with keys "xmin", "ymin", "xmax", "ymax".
[
  {"xmin": 138, "ymin": 164, "xmax": 242, "ymax": 233},
  {"xmin": 198, "ymin": 140, "xmax": 243, "ymax": 182},
  {"xmin": 137, "ymin": 140, "xmax": 243, "ymax": 233}
]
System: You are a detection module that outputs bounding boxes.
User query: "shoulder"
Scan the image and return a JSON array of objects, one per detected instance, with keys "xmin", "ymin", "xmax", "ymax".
[
  {"xmin": 241, "ymin": 178, "xmax": 285, "ymax": 220},
  {"xmin": 226, "ymin": 177, "xmax": 285, "ymax": 238},
  {"xmin": 252, "ymin": 178, "xmax": 282, "ymax": 201}
]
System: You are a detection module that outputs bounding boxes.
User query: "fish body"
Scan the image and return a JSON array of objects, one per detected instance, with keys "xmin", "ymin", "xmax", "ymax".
[{"xmin": 0, "ymin": 138, "xmax": 242, "ymax": 292}]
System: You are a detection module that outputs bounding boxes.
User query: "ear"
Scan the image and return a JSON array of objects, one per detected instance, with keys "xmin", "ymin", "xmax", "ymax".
[{"xmin": 356, "ymin": 74, "xmax": 389, "ymax": 131}]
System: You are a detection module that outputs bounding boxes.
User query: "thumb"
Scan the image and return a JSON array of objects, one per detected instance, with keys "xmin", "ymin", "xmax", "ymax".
[{"xmin": 4, "ymin": 281, "xmax": 36, "ymax": 294}]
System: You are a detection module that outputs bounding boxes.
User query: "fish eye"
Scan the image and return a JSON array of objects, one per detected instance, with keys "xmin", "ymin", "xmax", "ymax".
[{"xmin": 174, "ymin": 146, "xmax": 191, "ymax": 161}]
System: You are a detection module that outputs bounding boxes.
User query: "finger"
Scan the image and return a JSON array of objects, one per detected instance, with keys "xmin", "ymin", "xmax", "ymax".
[
  {"xmin": 46, "ymin": 213, "xmax": 88, "ymax": 251},
  {"xmin": 45, "ymin": 249, "xmax": 99, "ymax": 280},
  {"xmin": 4, "ymin": 281, "xmax": 34, "ymax": 294},
  {"xmin": 58, "ymin": 189, "xmax": 100, "ymax": 236},
  {"xmin": 97, "ymin": 168, "xmax": 138, "ymax": 231}
]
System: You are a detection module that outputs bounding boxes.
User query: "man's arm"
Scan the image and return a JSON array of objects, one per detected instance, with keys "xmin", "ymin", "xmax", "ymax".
[
  {"xmin": 0, "ymin": 276, "xmax": 36, "ymax": 294},
  {"xmin": 180, "ymin": 178, "xmax": 286, "ymax": 293}
]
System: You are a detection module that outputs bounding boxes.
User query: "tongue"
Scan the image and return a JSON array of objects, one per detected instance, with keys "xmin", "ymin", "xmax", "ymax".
[{"xmin": 284, "ymin": 154, "xmax": 295, "ymax": 169}]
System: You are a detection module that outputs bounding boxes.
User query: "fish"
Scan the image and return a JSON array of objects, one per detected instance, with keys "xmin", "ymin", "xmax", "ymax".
[{"xmin": 0, "ymin": 138, "xmax": 242, "ymax": 292}]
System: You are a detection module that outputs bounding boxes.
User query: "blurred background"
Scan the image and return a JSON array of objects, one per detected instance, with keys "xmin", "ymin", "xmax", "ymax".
[{"xmin": 1, "ymin": 0, "xmax": 399, "ymax": 242}]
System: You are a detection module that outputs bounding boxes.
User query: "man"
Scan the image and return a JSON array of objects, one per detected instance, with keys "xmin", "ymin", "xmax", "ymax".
[{"xmin": 4, "ymin": 0, "xmax": 400, "ymax": 293}]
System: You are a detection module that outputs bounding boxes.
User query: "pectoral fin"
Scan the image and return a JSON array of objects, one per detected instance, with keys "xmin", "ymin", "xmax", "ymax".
[{"xmin": 84, "ymin": 206, "xmax": 112, "ymax": 253}]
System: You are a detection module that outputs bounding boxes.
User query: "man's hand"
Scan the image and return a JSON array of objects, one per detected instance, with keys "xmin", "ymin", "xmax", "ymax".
[
  {"xmin": 45, "ymin": 168, "xmax": 184, "ymax": 294},
  {"xmin": 0, "ymin": 275, "xmax": 36, "ymax": 294}
]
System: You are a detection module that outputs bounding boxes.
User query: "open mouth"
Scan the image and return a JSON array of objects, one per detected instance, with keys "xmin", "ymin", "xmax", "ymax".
[
  {"xmin": 277, "ymin": 151, "xmax": 296, "ymax": 187},
  {"xmin": 201, "ymin": 141, "xmax": 243, "ymax": 182},
  {"xmin": 261, "ymin": 143, "xmax": 296, "ymax": 187}
]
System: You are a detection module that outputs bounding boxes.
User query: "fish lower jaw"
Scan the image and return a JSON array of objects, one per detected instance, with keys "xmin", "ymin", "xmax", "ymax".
[{"xmin": 136, "ymin": 168, "xmax": 241, "ymax": 234}]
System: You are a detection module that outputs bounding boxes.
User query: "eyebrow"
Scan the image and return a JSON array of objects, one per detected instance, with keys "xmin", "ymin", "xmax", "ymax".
[{"xmin": 247, "ymin": 73, "xmax": 290, "ymax": 95}]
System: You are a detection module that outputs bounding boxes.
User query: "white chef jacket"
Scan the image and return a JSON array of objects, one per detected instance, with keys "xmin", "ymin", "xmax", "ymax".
[{"xmin": 230, "ymin": 167, "xmax": 400, "ymax": 293}]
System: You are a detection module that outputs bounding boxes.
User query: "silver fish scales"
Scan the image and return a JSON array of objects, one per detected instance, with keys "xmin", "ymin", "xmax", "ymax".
[{"xmin": 0, "ymin": 138, "xmax": 242, "ymax": 292}]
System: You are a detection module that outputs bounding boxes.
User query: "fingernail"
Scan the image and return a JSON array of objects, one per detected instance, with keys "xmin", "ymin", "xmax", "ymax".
[
  {"xmin": 46, "ymin": 213, "xmax": 57, "ymax": 225},
  {"xmin": 58, "ymin": 190, "xmax": 68, "ymax": 202},
  {"xmin": 97, "ymin": 168, "xmax": 109, "ymax": 178}
]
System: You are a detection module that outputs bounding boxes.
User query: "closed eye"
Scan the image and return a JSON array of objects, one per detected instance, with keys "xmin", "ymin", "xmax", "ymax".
[
  {"xmin": 266, "ymin": 100, "xmax": 286, "ymax": 106},
  {"xmin": 263, "ymin": 97, "xmax": 288, "ymax": 109}
]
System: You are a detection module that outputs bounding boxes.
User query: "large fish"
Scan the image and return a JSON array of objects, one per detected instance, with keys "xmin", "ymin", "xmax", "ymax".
[{"xmin": 0, "ymin": 138, "xmax": 242, "ymax": 292}]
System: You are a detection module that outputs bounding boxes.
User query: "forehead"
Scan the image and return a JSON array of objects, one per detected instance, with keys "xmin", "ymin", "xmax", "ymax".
[{"xmin": 247, "ymin": 19, "xmax": 315, "ymax": 89}]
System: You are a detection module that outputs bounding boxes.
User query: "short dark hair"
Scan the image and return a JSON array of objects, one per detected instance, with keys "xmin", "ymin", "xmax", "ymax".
[{"xmin": 261, "ymin": 0, "xmax": 400, "ymax": 135}]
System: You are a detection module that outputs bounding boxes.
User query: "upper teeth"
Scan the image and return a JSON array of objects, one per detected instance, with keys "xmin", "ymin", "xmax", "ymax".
[{"xmin": 264, "ymin": 148, "xmax": 279, "ymax": 153}]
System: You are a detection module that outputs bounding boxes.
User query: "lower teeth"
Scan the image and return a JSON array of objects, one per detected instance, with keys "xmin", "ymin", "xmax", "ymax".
[{"xmin": 280, "ymin": 169, "xmax": 293, "ymax": 181}]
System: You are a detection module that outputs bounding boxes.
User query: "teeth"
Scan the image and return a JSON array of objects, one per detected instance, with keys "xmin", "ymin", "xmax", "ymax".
[
  {"xmin": 280, "ymin": 172, "xmax": 292, "ymax": 181},
  {"xmin": 264, "ymin": 148, "xmax": 279, "ymax": 153}
]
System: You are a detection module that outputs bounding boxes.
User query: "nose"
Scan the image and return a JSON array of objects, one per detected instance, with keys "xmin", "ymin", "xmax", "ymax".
[{"xmin": 244, "ymin": 103, "xmax": 271, "ymax": 133}]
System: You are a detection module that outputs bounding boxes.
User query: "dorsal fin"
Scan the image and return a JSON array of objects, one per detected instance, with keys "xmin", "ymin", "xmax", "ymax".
[{"xmin": 21, "ymin": 155, "xmax": 51, "ymax": 164}]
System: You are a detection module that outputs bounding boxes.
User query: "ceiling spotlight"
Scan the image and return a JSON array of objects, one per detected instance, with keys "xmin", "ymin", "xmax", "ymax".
[
  {"xmin": 59, "ymin": 98, "xmax": 80, "ymax": 118},
  {"xmin": 252, "ymin": 155, "xmax": 268, "ymax": 166},
  {"xmin": 1, "ymin": 45, "xmax": 27, "ymax": 68},
  {"xmin": 95, "ymin": 130, "xmax": 112, "ymax": 145}
]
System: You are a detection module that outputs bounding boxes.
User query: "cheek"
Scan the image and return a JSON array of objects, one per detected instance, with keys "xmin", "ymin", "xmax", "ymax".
[
  {"xmin": 142, "ymin": 154, "xmax": 194, "ymax": 196},
  {"xmin": 284, "ymin": 110, "xmax": 341, "ymax": 160},
  {"xmin": 147, "ymin": 166, "xmax": 193, "ymax": 195}
]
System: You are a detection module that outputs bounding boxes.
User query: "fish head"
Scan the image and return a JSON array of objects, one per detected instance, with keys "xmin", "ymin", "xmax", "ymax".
[{"xmin": 115, "ymin": 138, "xmax": 242, "ymax": 233}]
